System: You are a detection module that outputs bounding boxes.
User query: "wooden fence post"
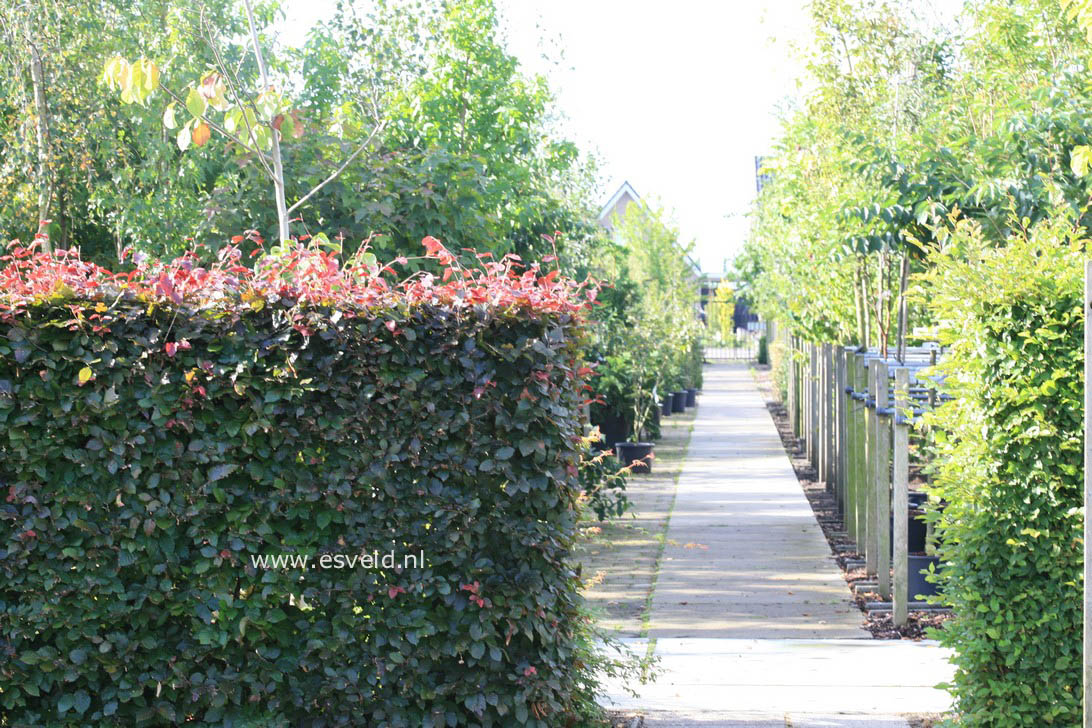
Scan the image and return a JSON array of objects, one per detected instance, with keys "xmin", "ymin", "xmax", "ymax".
[
  {"xmin": 809, "ymin": 343, "xmax": 818, "ymax": 469},
  {"xmin": 845, "ymin": 353, "xmax": 858, "ymax": 539},
  {"xmin": 821, "ymin": 344, "xmax": 829, "ymax": 493},
  {"xmin": 858, "ymin": 353, "xmax": 871, "ymax": 568},
  {"xmin": 838, "ymin": 348, "xmax": 850, "ymax": 515},
  {"xmin": 873, "ymin": 359, "xmax": 891, "ymax": 599},
  {"xmin": 893, "ymin": 366, "xmax": 910, "ymax": 625},
  {"xmin": 819, "ymin": 343, "xmax": 826, "ymax": 486},
  {"xmin": 788, "ymin": 335, "xmax": 796, "ymax": 435}
]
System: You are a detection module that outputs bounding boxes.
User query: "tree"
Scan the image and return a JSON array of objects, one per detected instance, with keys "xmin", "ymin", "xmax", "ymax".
[{"xmin": 102, "ymin": 1, "xmax": 384, "ymax": 245}]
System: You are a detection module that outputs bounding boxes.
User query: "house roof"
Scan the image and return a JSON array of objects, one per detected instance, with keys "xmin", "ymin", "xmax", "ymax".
[
  {"xmin": 596, "ymin": 181, "xmax": 642, "ymax": 226},
  {"xmin": 597, "ymin": 180, "xmax": 703, "ymax": 276}
]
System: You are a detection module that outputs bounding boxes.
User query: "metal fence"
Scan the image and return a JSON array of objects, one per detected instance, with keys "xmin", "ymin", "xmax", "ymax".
[{"xmin": 703, "ymin": 330, "xmax": 761, "ymax": 362}]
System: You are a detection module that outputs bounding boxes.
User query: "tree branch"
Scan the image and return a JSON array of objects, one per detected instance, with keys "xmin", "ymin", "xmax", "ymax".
[
  {"xmin": 286, "ymin": 120, "xmax": 386, "ymax": 216},
  {"xmin": 157, "ymin": 83, "xmax": 274, "ymax": 174}
]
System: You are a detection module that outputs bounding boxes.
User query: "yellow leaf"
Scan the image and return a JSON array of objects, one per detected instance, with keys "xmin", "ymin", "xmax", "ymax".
[
  {"xmin": 78, "ymin": 367, "xmax": 93, "ymax": 385},
  {"xmin": 192, "ymin": 121, "xmax": 211, "ymax": 148}
]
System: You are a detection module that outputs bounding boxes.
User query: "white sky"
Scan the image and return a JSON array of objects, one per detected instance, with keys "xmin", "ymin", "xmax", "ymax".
[{"xmin": 280, "ymin": 0, "xmax": 814, "ymax": 273}]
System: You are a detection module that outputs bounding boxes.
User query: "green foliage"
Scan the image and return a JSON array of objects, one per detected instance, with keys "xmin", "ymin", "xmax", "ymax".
[
  {"xmin": 0, "ymin": 294, "xmax": 620, "ymax": 725},
  {"xmin": 918, "ymin": 215, "xmax": 1084, "ymax": 727},
  {"xmin": 587, "ymin": 204, "xmax": 702, "ymax": 442},
  {"xmin": 1, "ymin": 0, "xmax": 601, "ymax": 267},
  {"xmin": 709, "ymin": 284, "xmax": 735, "ymax": 344},
  {"xmin": 577, "ymin": 444, "xmax": 632, "ymax": 522}
]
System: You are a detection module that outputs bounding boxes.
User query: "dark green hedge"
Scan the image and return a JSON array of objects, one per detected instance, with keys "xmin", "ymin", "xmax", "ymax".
[
  {"xmin": 924, "ymin": 226, "xmax": 1083, "ymax": 726},
  {"xmin": 0, "ymin": 298, "xmax": 600, "ymax": 726}
]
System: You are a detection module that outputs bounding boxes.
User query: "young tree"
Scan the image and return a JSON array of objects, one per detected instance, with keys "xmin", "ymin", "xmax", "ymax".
[{"xmin": 102, "ymin": 1, "xmax": 384, "ymax": 244}]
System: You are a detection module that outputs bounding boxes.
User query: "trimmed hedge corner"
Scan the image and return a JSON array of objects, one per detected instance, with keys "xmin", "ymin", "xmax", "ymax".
[{"xmin": 0, "ymin": 239, "xmax": 610, "ymax": 726}]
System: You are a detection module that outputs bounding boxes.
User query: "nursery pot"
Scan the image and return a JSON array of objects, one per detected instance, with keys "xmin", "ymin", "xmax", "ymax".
[
  {"xmin": 661, "ymin": 398, "xmax": 673, "ymax": 418},
  {"xmin": 685, "ymin": 388, "xmax": 698, "ymax": 407},
  {"xmin": 889, "ymin": 508, "xmax": 928, "ymax": 556},
  {"xmin": 672, "ymin": 391, "xmax": 687, "ymax": 412},
  {"xmin": 907, "ymin": 554, "xmax": 943, "ymax": 600},
  {"xmin": 594, "ymin": 410, "xmax": 629, "ymax": 450},
  {"xmin": 615, "ymin": 442, "xmax": 654, "ymax": 474}
]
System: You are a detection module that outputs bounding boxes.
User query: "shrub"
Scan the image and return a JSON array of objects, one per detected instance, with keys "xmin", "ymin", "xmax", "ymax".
[
  {"xmin": 919, "ymin": 217, "xmax": 1084, "ymax": 727},
  {"xmin": 0, "ymin": 237, "xmax": 625, "ymax": 727}
]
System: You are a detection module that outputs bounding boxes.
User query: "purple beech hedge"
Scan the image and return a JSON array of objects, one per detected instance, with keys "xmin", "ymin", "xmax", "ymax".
[{"xmin": 0, "ymin": 242, "xmax": 608, "ymax": 727}]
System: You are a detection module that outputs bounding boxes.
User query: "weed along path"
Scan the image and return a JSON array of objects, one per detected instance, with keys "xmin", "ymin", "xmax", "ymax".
[{"xmin": 598, "ymin": 362, "xmax": 955, "ymax": 727}]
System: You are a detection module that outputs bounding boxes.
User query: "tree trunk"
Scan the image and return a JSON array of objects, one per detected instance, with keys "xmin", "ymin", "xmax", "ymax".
[
  {"xmin": 895, "ymin": 252, "xmax": 910, "ymax": 363},
  {"xmin": 29, "ymin": 40, "xmax": 52, "ymax": 251},
  {"xmin": 242, "ymin": 0, "xmax": 289, "ymax": 243}
]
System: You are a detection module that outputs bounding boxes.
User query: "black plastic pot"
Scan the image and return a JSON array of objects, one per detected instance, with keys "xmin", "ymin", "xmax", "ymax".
[
  {"xmin": 661, "ymin": 398, "xmax": 673, "ymax": 417},
  {"xmin": 908, "ymin": 555, "xmax": 943, "ymax": 599},
  {"xmin": 615, "ymin": 442, "xmax": 654, "ymax": 474},
  {"xmin": 889, "ymin": 508, "xmax": 928, "ymax": 556},
  {"xmin": 593, "ymin": 410, "xmax": 629, "ymax": 450},
  {"xmin": 685, "ymin": 388, "xmax": 697, "ymax": 407},
  {"xmin": 672, "ymin": 391, "xmax": 687, "ymax": 412}
]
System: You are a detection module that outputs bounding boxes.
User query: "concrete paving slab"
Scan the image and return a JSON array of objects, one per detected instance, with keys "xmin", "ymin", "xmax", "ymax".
[
  {"xmin": 790, "ymin": 716, "xmax": 909, "ymax": 728},
  {"xmin": 641, "ymin": 714, "xmax": 786, "ymax": 727},
  {"xmin": 646, "ymin": 363, "xmax": 863, "ymax": 639},
  {"xmin": 598, "ymin": 364, "xmax": 953, "ymax": 719}
]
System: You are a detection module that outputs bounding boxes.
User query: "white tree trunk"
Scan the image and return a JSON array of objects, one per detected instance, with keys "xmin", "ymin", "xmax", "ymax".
[{"xmin": 29, "ymin": 40, "xmax": 52, "ymax": 251}]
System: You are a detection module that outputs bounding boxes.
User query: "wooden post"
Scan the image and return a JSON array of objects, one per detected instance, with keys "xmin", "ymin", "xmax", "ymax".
[
  {"xmin": 794, "ymin": 337, "xmax": 802, "ymax": 438},
  {"xmin": 858, "ymin": 353, "xmax": 872, "ymax": 568},
  {"xmin": 809, "ymin": 344, "xmax": 818, "ymax": 469},
  {"xmin": 893, "ymin": 366, "xmax": 910, "ymax": 625},
  {"xmin": 845, "ymin": 354, "xmax": 858, "ymax": 539},
  {"xmin": 873, "ymin": 359, "xmax": 891, "ymax": 599},
  {"xmin": 788, "ymin": 335, "xmax": 797, "ymax": 436},
  {"xmin": 820, "ymin": 343, "xmax": 829, "ymax": 488},
  {"xmin": 821, "ymin": 344, "xmax": 829, "ymax": 493},
  {"xmin": 812, "ymin": 344, "xmax": 820, "ymax": 471},
  {"xmin": 838, "ymin": 348, "xmax": 850, "ymax": 514},
  {"xmin": 1084, "ymin": 261, "xmax": 1091, "ymax": 728}
]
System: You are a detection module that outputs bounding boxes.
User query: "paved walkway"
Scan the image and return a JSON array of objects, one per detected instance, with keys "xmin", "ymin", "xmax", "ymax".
[{"xmin": 602, "ymin": 363, "xmax": 954, "ymax": 725}]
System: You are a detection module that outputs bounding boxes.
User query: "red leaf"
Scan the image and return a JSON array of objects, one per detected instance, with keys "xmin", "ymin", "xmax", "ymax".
[{"xmin": 165, "ymin": 342, "xmax": 178, "ymax": 357}]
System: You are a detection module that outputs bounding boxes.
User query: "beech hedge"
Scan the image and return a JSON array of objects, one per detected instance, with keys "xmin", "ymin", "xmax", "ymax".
[
  {"xmin": 0, "ymin": 238, "xmax": 610, "ymax": 726},
  {"xmin": 922, "ymin": 221, "xmax": 1084, "ymax": 727}
]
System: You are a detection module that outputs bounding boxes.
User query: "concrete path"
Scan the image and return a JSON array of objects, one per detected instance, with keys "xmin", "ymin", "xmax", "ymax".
[{"xmin": 601, "ymin": 363, "xmax": 954, "ymax": 725}]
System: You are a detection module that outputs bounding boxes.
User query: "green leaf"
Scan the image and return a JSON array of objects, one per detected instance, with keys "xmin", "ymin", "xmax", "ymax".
[
  {"xmin": 1071, "ymin": 145, "xmax": 1092, "ymax": 177},
  {"xmin": 185, "ymin": 87, "xmax": 207, "ymax": 119},
  {"xmin": 73, "ymin": 690, "xmax": 91, "ymax": 715},
  {"xmin": 208, "ymin": 464, "xmax": 237, "ymax": 483}
]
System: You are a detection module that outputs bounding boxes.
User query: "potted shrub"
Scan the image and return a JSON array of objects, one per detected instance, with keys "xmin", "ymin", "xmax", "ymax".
[{"xmin": 615, "ymin": 388, "xmax": 657, "ymax": 474}]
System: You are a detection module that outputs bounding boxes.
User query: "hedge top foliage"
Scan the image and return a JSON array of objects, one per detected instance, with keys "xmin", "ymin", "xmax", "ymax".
[{"xmin": 0, "ymin": 233, "xmax": 599, "ymax": 323}]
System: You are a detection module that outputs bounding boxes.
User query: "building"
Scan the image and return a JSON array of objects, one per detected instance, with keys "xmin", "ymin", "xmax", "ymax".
[
  {"xmin": 596, "ymin": 180, "xmax": 642, "ymax": 239},
  {"xmin": 596, "ymin": 181, "xmax": 702, "ymax": 279}
]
